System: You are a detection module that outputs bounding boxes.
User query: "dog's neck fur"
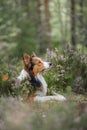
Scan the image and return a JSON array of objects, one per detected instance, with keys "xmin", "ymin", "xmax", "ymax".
[
  {"xmin": 18, "ymin": 69, "xmax": 47, "ymax": 96},
  {"xmin": 35, "ymin": 73, "xmax": 47, "ymax": 96}
]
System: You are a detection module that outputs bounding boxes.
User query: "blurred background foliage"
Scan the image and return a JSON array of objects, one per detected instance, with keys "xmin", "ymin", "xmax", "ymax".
[
  {"xmin": 0, "ymin": 0, "xmax": 87, "ymax": 59},
  {"xmin": 0, "ymin": 0, "xmax": 87, "ymax": 94},
  {"xmin": 0, "ymin": 1, "xmax": 87, "ymax": 129}
]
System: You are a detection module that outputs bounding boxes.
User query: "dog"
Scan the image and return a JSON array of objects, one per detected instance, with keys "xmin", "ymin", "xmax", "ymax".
[{"xmin": 17, "ymin": 53, "xmax": 66, "ymax": 102}]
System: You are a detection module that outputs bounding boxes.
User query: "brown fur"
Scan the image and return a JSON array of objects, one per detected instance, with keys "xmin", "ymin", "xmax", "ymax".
[{"xmin": 23, "ymin": 53, "xmax": 45, "ymax": 76}]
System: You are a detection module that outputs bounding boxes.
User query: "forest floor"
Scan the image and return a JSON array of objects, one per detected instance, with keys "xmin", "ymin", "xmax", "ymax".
[
  {"xmin": 0, "ymin": 92, "xmax": 87, "ymax": 130},
  {"xmin": 65, "ymin": 92, "xmax": 87, "ymax": 104}
]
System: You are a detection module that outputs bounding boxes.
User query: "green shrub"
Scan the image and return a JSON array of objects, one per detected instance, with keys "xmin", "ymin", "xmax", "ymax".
[
  {"xmin": 0, "ymin": 59, "xmax": 35, "ymax": 99},
  {"xmin": 45, "ymin": 46, "xmax": 87, "ymax": 94},
  {"xmin": 0, "ymin": 46, "xmax": 87, "ymax": 98}
]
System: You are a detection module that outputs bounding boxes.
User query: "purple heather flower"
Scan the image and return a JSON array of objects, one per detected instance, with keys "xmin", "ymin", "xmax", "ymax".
[
  {"xmin": 47, "ymin": 48, "xmax": 51, "ymax": 57},
  {"xmin": 55, "ymin": 48, "xmax": 59, "ymax": 52},
  {"xmin": 60, "ymin": 55, "xmax": 66, "ymax": 61},
  {"xmin": 74, "ymin": 116, "xmax": 80, "ymax": 123}
]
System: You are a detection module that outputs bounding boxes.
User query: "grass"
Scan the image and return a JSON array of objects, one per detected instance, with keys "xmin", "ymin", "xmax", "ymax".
[{"xmin": 0, "ymin": 95, "xmax": 87, "ymax": 130}]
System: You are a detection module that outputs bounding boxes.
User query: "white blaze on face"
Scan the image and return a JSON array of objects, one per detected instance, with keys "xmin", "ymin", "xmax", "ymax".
[{"xmin": 43, "ymin": 62, "xmax": 50, "ymax": 69}]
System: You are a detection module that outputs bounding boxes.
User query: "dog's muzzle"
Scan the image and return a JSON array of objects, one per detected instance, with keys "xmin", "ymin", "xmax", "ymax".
[{"xmin": 43, "ymin": 62, "xmax": 52, "ymax": 69}]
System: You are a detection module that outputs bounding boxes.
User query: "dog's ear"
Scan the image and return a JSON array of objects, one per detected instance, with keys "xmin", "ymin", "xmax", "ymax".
[
  {"xmin": 22, "ymin": 53, "xmax": 31, "ymax": 65},
  {"xmin": 31, "ymin": 52, "xmax": 36, "ymax": 57}
]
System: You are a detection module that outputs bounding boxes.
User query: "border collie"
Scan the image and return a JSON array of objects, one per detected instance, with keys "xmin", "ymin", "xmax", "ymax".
[{"xmin": 18, "ymin": 53, "xmax": 66, "ymax": 102}]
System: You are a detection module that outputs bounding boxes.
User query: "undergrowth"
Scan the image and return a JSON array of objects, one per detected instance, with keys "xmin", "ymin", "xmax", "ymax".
[
  {"xmin": 0, "ymin": 46, "xmax": 87, "ymax": 99},
  {"xmin": 0, "ymin": 97, "xmax": 87, "ymax": 130},
  {"xmin": 0, "ymin": 46, "xmax": 87, "ymax": 130},
  {"xmin": 45, "ymin": 46, "xmax": 87, "ymax": 94}
]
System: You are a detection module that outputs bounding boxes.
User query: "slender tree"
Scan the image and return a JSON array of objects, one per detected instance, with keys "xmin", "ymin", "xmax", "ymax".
[
  {"xmin": 71, "ymin": 0, "xmax": 76, "ymax": 46},
  {"xmin": 78, "ymin": 0, "xmax": 84, "ymax": 44},
  {"xmin": 57, "ymin": 0, "xmax": 64, "ymax": 45},
  {"xmin": 44, "ymin": 0, "xmax": 51, "ymax": 49},
  {"xmin": 37, "ymin": 0, "xmax": 44, "ymax": 54}
]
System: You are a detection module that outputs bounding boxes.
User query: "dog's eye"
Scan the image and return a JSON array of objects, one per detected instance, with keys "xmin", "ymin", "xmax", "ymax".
[{"xmin": 38, "ymin": 61, "xmax": 41, "ymax": 63}]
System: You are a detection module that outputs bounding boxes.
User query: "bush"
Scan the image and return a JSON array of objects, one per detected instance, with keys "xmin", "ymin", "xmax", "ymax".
[
  {"xmin": 0, "ymin": 58, "xmax": 35, "ymax": 99},
  {"xmin": 45, "ymin": 46, "xmax": 87, "ymax": 94},
  {"xmin": 0, "ymin": 46, "xmax": 87, "ymax": 98}
]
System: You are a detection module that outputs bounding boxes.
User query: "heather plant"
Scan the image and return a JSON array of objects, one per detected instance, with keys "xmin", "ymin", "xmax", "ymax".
[
  {"xmin": 0, "ymin": 61, "xmax": 13, "ymax": 97},
  {"xmin": 0, "ymin": 97, "xmax": 87, "ymax": 130},
  {"xmin": 46, "ymin": 46, "xmax": 87, "ymax": 94},
  {"xmin": 0, "ymin": 59, "xmax": 19, "ymax": 97},
  {"xmin": 0, "ymin": 46, "xmax": 87, "ymax": 99},
  {"xmin": 0, "ymin": 59, "xmax": 35, "ymax": 99}
]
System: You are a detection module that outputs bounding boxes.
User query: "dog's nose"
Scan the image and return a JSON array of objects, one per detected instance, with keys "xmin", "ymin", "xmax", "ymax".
[{"xmin": 49, "ymin": 62, "xmax": 52, "ymax": 66}]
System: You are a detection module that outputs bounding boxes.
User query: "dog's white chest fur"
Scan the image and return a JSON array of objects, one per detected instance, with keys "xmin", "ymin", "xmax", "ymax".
[
  {"xmin": 17, "ymin": 69, "xmax": 29, "ymax": 81},
  {"xmin": 35, "ymin": 73, "xmax": 47, "ymax": 96}
]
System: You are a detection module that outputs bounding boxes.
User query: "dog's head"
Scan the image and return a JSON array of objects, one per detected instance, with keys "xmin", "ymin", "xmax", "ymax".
[{"xmin": 23, "ymin": 53, "xmax": 52, "ymax": 76}]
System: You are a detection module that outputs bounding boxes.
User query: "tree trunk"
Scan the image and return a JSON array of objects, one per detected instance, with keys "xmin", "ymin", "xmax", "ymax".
[
  {"xmin": 71, "ymin": 0, "xmax": 76, "ymax": 46},
  {"xmin": 78, "ymin": 0, "xmax": 84, "ymax": 44},
  {"xmin": 57, "ymin": 0, "xmax": 65, "ymax": 45},
  {"xmin": 79, "ymin": 0, "xmax": 84, "ymax": 26},
  {"xmin": 37, "ymin": 0, "xmax": 44, "ymax": 55},
  {"xmin": 44, "ymin": 0, "xmax": 51, "ymax": 49}
]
